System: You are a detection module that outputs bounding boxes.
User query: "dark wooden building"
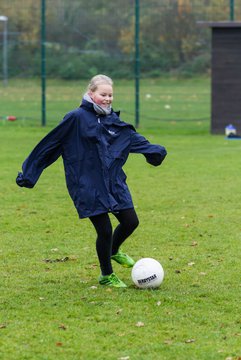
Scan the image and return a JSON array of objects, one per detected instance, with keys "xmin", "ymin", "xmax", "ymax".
[{"xmin": 199, "ymin": 22, "xmax": 241, "ymax": 134}]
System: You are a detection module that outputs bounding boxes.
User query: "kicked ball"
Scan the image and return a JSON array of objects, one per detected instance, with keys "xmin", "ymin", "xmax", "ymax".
[{"xmin": 131, "ymin": 258, "xmax": 164, "ymax": 289}]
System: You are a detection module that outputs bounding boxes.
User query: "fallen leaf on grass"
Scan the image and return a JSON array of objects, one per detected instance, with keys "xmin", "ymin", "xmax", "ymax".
[
  {"xmin": 164, "ymin": 339, "xmax": 172, "ymax": 345},
  {"xmin": 185, "ymin": 339, "xmax": 195, "ymax": 343},
  {"xmin": 0, "ymin": 324, "xmax": 6, "ymax": 329},
  {"xmin": 56, "ymin": 342, "xmax": 63, "ymax": 347},
  {"xmin": 191, "ymin": 241, "xmax": 198, "ymax": 246},
  {"xmin": 119, "ymin": 357, "xmax": 130, "ymax": 360},
  {"xmin": 43, "ymin": 257, "xmax": 69, "ymax": 263},
  {"xmin": 188, "ymin": 262, "xmax": 195, "ymax": 266},
  {"xmin": 89, "ymin": 263, "xmax": 98, "ymax": 269},
  {"xmin": 135, "ymin": 321, "xmax": 144, "ymax": 327},
  {"xmin": 59, "ymin": 324, "xmax": 67, "ymax": 330},
  {"xmin": 199, "ymin": 272, "xmax": 207, "ymax": 276}
]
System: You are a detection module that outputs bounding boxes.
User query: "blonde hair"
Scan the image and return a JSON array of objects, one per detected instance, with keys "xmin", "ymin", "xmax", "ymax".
[{"xmin": 87, "ymin": 74, "xmax": 113, "ymax": 92}]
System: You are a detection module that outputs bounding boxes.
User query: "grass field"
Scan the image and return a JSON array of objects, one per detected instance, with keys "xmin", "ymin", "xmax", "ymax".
[
  {"xmin": 0, "ymin": 78, "xmax": 240, "ymax": 360},
  {"xmin": 0, "ymin": 76, "xmax": 210, "ymax": 134}
]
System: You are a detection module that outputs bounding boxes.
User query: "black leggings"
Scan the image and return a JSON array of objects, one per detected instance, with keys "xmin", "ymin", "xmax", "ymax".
[{"xmin": 89, "ymin": 208, "xmax": 139, "ymax": 275}]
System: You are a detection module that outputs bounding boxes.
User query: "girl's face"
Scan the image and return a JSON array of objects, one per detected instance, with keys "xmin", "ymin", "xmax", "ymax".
[{"xmin": 89, "ymin": 83, "xmax": 113, "ymax": 108}]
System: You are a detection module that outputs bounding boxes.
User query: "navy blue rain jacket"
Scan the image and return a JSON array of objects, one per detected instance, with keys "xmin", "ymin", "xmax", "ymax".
[{"xmin": 16, "ymin": 99, "xmax": 167, "ymax": 218}]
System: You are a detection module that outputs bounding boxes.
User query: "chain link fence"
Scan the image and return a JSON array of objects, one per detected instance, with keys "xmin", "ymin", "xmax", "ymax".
[{"xmin": 0, "ymin": 0, "xmax": 241, "ymax": 129}]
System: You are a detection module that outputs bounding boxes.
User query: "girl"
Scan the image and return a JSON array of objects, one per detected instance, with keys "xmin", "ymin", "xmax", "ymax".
[{"xmin": 16, "ymin": 74, "xmax": 167, "ymax": 288}]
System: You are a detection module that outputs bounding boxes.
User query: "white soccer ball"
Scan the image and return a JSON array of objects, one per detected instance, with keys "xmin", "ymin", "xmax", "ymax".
[{"xmin": 131, "ymin": 258, "xmax": 164, "ymax": 289}]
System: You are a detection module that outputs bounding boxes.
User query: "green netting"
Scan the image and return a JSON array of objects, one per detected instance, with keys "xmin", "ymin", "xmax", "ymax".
[{"xmin": 0, "ymin": 0, "xmax": 239, "ymax": 129}]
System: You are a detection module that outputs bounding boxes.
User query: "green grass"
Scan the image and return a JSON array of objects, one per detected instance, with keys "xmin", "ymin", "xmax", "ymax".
[
  {"xmin": 0, "ymin": 78, "xmax": 240, "ymax": 360},
  {"xmin": 0, "ymin": 76, "xmax": 210, "ymax": 134}
]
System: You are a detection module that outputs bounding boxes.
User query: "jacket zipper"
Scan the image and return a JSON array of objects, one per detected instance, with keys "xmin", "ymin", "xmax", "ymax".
[{"xmin": 97, "ymin": 116, "xmax": 113, "ymax": 212}]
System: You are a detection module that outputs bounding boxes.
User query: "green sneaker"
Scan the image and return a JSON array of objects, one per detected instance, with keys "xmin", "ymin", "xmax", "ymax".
[
  {"xmin": 111, "ymin": 250, "xmax": 135, "ymax": 268},
  {"xmin": 98, "ymin": 273, "xmax": 127, "ymax": 288}
]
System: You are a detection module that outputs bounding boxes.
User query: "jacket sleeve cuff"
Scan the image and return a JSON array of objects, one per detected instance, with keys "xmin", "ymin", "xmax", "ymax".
[
  {"xmin": 144, "ymin": 151, "xmax": 167, "ymax": 166},
  {"xmin": 16, "ymin": 172, "xmax": 34, "ymax": 188}
]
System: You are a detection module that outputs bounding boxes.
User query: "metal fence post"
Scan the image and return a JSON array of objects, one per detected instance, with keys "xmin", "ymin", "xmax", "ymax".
[
  {"xmin": 230, "ymin": 0, "xmax": 234, "ymax": 21},
  {"xmin": 135, "ymin": 0, "xmax": 140, "ymax": 128},
  {"xmin": 0, "ymin": 15, "xmax": 8, "ymax": 86},
  {"xmin": 41, "ymin": 0, "xmax": 46, "ymax": 126}
]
